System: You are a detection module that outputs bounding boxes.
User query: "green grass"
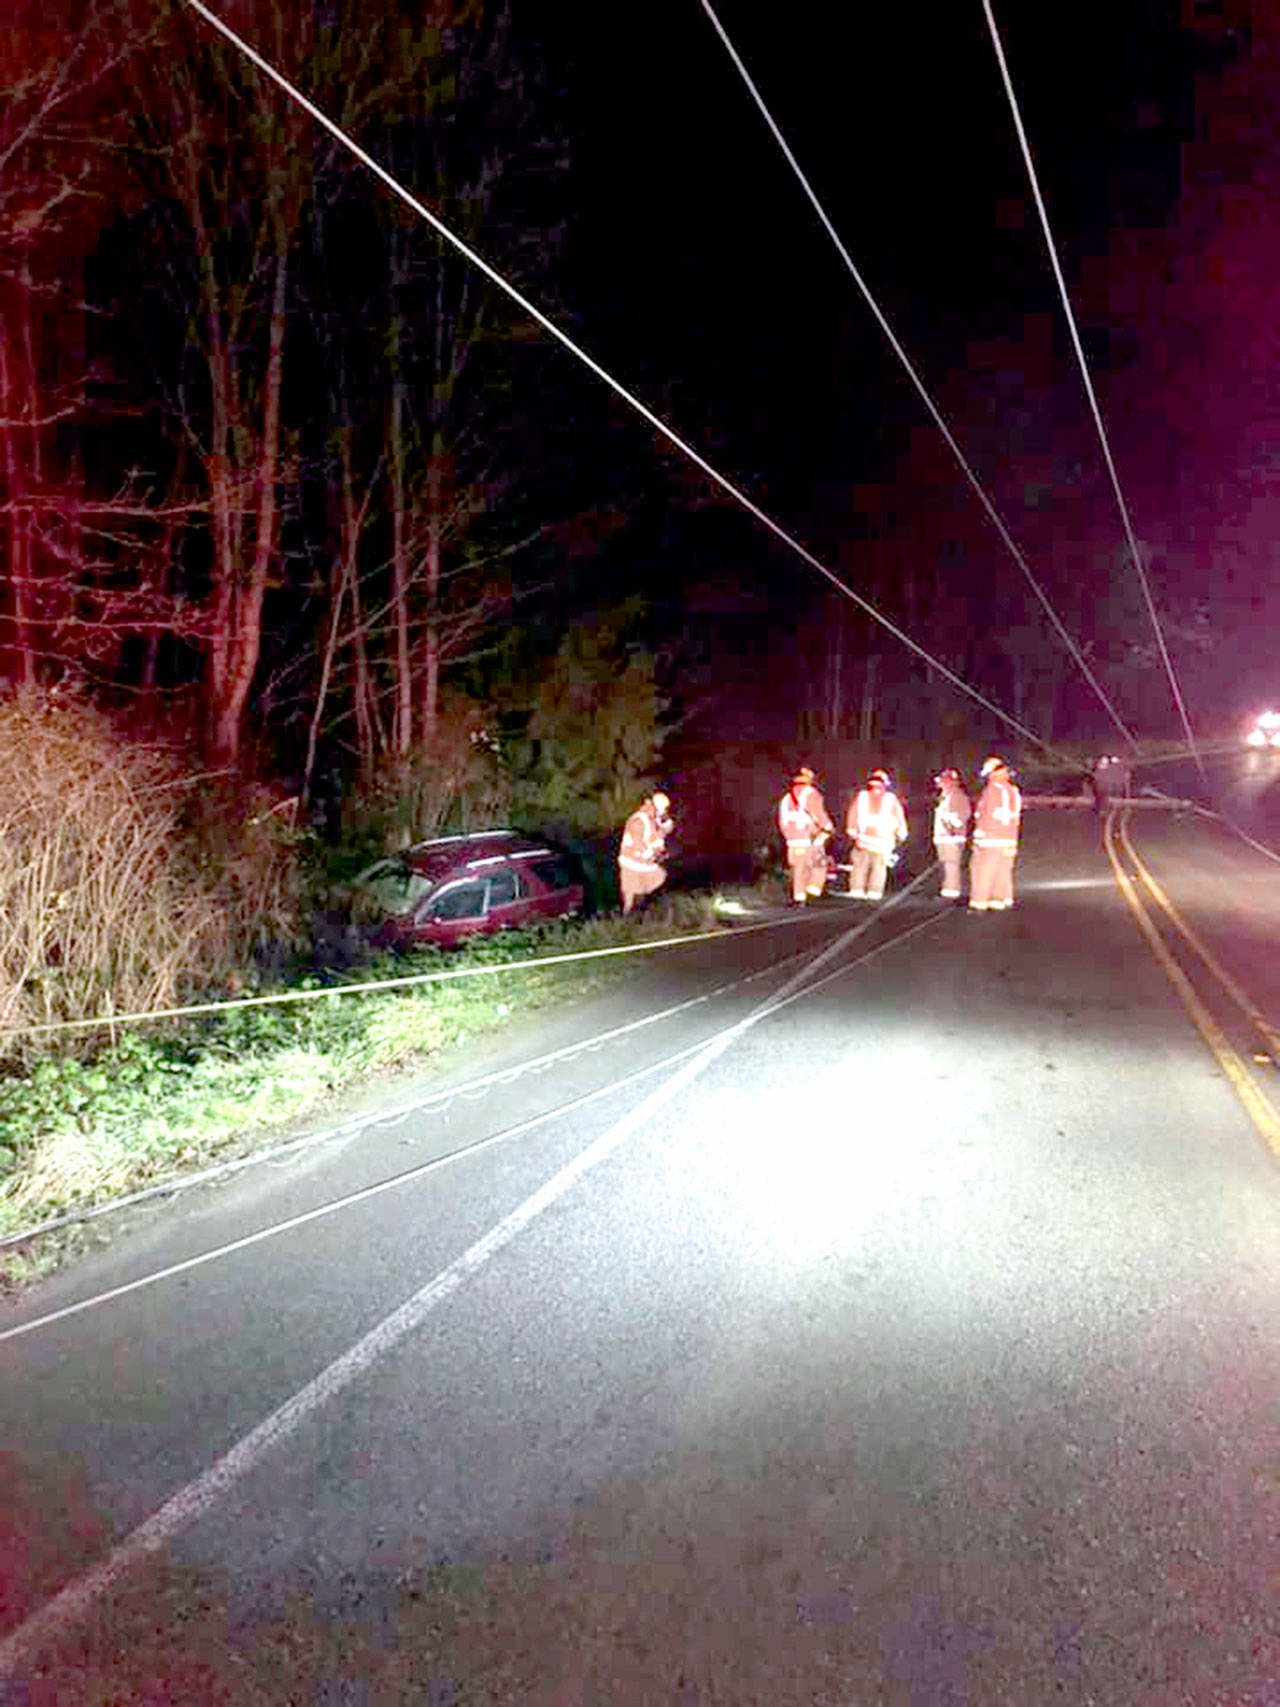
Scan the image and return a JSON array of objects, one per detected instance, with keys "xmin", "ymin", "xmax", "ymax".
[{"xmin": 0, "ymin": 886, "xmax": 760, "ymax": 1290}]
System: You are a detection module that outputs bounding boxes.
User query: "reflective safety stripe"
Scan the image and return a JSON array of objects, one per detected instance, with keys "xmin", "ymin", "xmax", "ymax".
[
  {"xmin": 850, "ymin": 790, "xmax": 906, "ymax": 856},
  {"xmin": 620, "ymin": 805, "xmax": 664, "ymax": 867},
  {"xmin": 973, "ymin": 780, "xmax": 1021, "ymax": 851},
  {"xmin": 933, "ymin": 789, "xmax": 970, "ymax": 847},
  {"xmin": 779, "ymin": 784, "xmax": 831, "ymax": 842}
]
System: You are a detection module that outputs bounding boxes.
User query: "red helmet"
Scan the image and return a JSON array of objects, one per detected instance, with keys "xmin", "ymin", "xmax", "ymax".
[{"xmin": 867, "ymin": 768, "xmax": 891, "ymax": 788}]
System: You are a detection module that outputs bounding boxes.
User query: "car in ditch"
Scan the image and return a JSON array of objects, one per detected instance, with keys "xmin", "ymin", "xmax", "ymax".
[{"xmin": 354, "ymin": 830, "xmax": 585, "ymax": 950}]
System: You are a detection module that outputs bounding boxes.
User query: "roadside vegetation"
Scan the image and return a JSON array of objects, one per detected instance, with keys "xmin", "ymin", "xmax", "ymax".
[
  {"xmin": 0, "ymin": 891, "xmax": 760, "ymax": 1291},
  {"xmin": 0, "ymin": 695, "xmax": 771, "ymax": 1290}
]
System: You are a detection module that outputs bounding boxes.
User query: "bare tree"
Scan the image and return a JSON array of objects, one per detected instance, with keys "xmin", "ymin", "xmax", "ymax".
[
  {"xmin": 302, "ymin": 1, "xmax": 566, "ymax": 791},
  {"xmin": 0, "ymin": 0, "xmax": 141, "ymax": 689},
  {"xmin": 117, "ymin": 0, "xmax": 323, "ymax": 764}
]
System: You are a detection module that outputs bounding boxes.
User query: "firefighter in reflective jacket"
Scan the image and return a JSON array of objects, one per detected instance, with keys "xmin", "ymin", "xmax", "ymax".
[
  {"xmin": 932, "ymin": 767, "xmax": 971, "ymax": 901},
  {"xmin": 619, "ymin": 790, "xmax": 673, "ymax": 913},
  {"xmin": 845, "ymin": 768, "xmax": 908, "ymax": 899},
  {"xmin": 968, "ymin": 757, "xmax": 1021, "ymax": 911},
  {"xmin": 777, "ymin": 766, "xmax": 833, "ymax": 904}
]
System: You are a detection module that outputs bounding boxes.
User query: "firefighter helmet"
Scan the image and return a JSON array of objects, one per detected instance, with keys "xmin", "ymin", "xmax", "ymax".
[
  {"xmin": 980, "ymin": 756, "xmax": 1008, "ymax": 778},
  {"xmin": 868, "ymin": 768, "xmax": 891, "ymax": 788},
  {"xmin": 934, "ymin": 767, "xmax": 961, "ymax": 787},
  {"xmin": 793, "ymin": 765, "xmax": 816, "ymax": 784}
]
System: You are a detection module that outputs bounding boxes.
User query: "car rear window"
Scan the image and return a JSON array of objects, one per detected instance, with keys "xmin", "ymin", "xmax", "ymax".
[
  {"xmin": 529, "ymin": 857, "xmax": 577, "ymax": 891},
  {"xmin": 359, "ymin": 861, "xmax": 432, "ymax": 915}
]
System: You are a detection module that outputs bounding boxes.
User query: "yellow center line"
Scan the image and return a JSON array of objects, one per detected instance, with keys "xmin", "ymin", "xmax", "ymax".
[
  {"xmin": 1118, "ymin": 813, "xmax": 1280, "ymax": 1061},
  {"xmin": 1102, "ymin": 809, "xmax": 1280, "ymax": 1158}
]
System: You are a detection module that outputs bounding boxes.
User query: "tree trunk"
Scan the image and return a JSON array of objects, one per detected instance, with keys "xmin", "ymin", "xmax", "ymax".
[
  {"xmin": 420, "ymin": 438, "xmax": 446, "ymax": 747},
  {"xmin": 349, "ymin": 563, "xmax": 379, "ymax": 783},
  {"xmin": 302, "ymin": 475, "xmax": 351, "ymax": 808},
  {"xmin": 338, "ymin": 422, "xmax": 382, "ymax": 783},
  {"xmin": 421, "ymin": 532, "xmax": 441, "ymax": 748},
  {"xmin": 206, "ymin": 243, "xmax": 289, "ymax": 766},
  {"xmin": 858, "ymin": 653, "xmax": 879, "ymax": 743},
  {"xmin": 0, "ymin": 325, "xmax": 35, "ymax": 688},
  {"xmin": 390, "ymin": 365, "xmax": 413, "ymax": 761}
]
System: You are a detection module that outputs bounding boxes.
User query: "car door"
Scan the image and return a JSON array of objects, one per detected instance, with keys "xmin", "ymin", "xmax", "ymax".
[
  {"xmin": 481, "ymin": 865, "xmax": 525, "ymax": 933},
  {"xmin": 526, "ymin": 856, "xmax": 584, "ymax": 921},
  {"xmin": 411, "ymin": 877, "xmax": 489, "ymax": 946}
]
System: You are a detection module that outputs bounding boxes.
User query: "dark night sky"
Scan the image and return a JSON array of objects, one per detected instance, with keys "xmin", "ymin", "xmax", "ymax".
[
  {"xmin": 513, "ymin": 2, "xmax": 1255, "ymax": 743},
  {"xmin": 67, "ymin": 0, "xmax": 1262, "ymax": 751}
]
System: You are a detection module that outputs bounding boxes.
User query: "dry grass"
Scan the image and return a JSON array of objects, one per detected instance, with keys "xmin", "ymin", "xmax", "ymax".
[{"xmin": 0, "ymin": 692, "xmax": 301, "ymax": 1066}]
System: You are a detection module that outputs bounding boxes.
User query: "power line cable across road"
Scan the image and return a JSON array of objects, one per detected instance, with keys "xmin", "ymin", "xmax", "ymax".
[
  {"xmin": 0, "ymin": 876, "xmax": 942, "ymax": 1334},
  {"xmin": 0, "ymin": 893, "xmax": 943, "ymax": 1352},
  {"xmin": 0, "ymin": 936, "xmax": 811, "ymax": 1251},
  {"xmin": 0, "ymin": 911, "xmax": 819, "ymax": 1041}
]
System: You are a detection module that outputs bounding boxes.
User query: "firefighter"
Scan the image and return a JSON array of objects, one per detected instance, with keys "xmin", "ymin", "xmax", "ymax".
[
  {"xmin": 777, "ymin": 765, "xmax": 834, "ymax": 904},
  {"xmin": 932, "ymin": 766, "xmax": 972, "ymax": 901},
  {"xmin": 969, "ymin": 756, "xmax": 1022, "ymax": 911},
  {"xmin": 845, "ymin": 768, "xmax": 908, "ymax": 899},
  {"xmin": 618, "ymin": 790, "xmax": 673, "ymax": 913}
]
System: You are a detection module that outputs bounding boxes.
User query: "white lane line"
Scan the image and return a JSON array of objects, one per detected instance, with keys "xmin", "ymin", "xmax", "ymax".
[{"xmin": 0, "ymin": 903, "xmax": 947, "ymax": 1670}]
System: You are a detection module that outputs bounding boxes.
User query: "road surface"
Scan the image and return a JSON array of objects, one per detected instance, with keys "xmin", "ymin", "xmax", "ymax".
[{"xmin": 1, "ymin": 797, "xmax": 1278, "ymax": 1703}]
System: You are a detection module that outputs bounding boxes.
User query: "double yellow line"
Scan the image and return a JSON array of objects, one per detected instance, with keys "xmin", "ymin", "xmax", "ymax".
[{"xmin": 1103, "ymin": 807, "xmax": 1280, "ymax": 1156}]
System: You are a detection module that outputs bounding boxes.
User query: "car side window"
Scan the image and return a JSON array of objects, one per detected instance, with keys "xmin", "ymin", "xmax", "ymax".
[
  {"xmin": 426, "ymin": 881, "xmax": 487, "ymax": 921},
  {"xmin": 487, "ymin": 869, "xmax": 519, "ymax": 907}
]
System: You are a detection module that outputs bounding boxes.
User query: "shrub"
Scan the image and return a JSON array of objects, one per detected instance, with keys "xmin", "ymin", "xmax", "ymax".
[
  {"xmin": 0, "ymin": 693, "xmax": 228, "ymax": 1062},
  {"xmin": 0, "ymin": 691, "xmax": 308, "ymax": 1065}
]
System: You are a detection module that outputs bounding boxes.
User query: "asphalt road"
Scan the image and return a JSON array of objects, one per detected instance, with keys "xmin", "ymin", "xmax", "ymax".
[{"xmin": 2, "ymin": 800, "xmax": 1279, "ymax": 1704}]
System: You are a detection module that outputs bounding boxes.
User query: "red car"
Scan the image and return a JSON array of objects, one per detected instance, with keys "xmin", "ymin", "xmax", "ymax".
[{"xmin": 356, "ymin": 831, "xmax": 585, "ymax": 949}]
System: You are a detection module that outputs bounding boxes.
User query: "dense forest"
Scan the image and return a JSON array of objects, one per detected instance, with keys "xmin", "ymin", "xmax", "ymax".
[{"xmin": 0, "ymin": 0, "xmax": 675, "ymax": 850}]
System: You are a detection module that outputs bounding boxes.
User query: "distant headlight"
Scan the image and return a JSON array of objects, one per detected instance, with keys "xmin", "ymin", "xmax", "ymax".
[{"xmin": 1247, "ymin": 711, "xmax": 1280, "ymax": 746}]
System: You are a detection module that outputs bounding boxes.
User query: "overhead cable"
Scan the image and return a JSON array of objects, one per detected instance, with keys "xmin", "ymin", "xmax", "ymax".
[
  {"xmin": 697, "ymin": 0, "xmax": 1137, "ymax": 752},
  {"xmin": 178, "ymin": 0, "xmax": 1053, "ymax": 753},
  {"xmin": 0, "ymin": 913, "xmax": 821, "ymax": 1041},
  {"xmin": 981, "ymin": 0, "xmax": 1205, "ymax": 781}
]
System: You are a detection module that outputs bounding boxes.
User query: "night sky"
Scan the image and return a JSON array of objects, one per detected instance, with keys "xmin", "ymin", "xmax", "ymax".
[{"xmin": 519, "ymin": 2, "xmax": 1257, "ymax": 745}]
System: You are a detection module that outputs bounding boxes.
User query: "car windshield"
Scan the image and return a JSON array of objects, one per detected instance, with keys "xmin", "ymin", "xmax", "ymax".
[{"xmin": 357, "ymin": 860, "xmax": 432, "ymax": 916}]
